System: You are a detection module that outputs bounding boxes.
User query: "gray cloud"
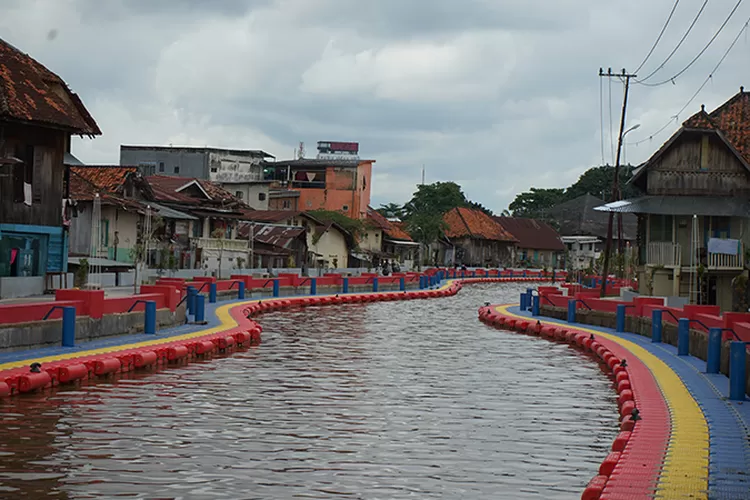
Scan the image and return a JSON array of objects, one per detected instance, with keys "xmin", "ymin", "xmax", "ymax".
[{"xmin": 2, "ymin": 0, "xmax": 748, "ymax": 212}]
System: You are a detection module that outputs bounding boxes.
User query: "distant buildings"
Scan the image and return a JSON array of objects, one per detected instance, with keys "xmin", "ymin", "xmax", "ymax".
[
  {"xmin": 442, "ymin": 207, "xmax": 517, "ymax": 267},
  {"xmin": 0, "ymin": 37, "xmax": 100, "ymax": 295},
  {"xmin": 120, "ymin": 145, "xmax": 275, "ymax": 210},
  {"xmin": 493, "ymin": 217, "xmax": 565, "ymax": 268}
]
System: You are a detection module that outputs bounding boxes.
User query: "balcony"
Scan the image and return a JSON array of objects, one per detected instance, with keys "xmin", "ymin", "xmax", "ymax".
[
  {"xmin": 646, "ymin": 242, "xmax": 681, "ymax": 267},
  {"xmin": 646, "ymin": 241, "xmax": 745, "ymax": 270},
  {"xmin": 191, "ymin": 238, "xmax": 249, "ymax": 252}
]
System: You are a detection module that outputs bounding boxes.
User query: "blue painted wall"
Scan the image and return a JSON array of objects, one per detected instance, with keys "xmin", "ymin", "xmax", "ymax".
[{"xmin": 0, "ymin": 224, "xmax": 67, "ymax": 274}]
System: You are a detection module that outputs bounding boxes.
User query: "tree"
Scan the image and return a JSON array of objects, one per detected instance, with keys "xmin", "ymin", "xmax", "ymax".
[
  {"xmin": 565, "ymin": 164, "xmax": 640, "ymax": 201},
  {"xmin": 405, "ymin": 213, "xmax": 447, "ymax": 270},
  {"xmin": 508, "ymin": 188, "xmax": 565, "ymax": 219},
  {"xmin": 403, "ymin": 181, "xmax": 468, "ymax": 218},
  {"xmin": 377, "ymin": 203, "xmax": 405, "ymax": 220},
  {"xmin": 467, "ymin": 200, "xmax": 493, "ymax": 216}
]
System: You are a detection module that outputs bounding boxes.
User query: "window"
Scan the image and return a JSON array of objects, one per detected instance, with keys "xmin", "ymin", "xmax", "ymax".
[
  {"xmin": 159, "ymin": 161, "xmax": 165, "ymax": 172},
  {"xmin": 235, "ymin": 191, "xmax": 244, "ymax": 199},
  {"xmin": 258, "ymin": 192, "xmax": 266, "ymax": 201},
  {"xmin": 342, "ymin": 204, "xmax": 349, "ymax": 211},
  {"xmin": 210, "ymin": 167, "xmax": 218, "ymax": 173},
  {"xmin": 283, "ymin": 200, "xmax": 291, "ymax": 209},
  {"xmin": 101, "ymin": 219, "xmax": 110, "ymax": 246},
  {"xmin": 173, "ymin": 166, "xmax": 180, "ymax": 174},
  {"xmin": 649, "ymin": 215, "xmax": 673, "ymax": 242}
]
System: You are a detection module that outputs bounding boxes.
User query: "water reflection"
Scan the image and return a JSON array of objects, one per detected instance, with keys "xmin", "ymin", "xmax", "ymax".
[{"xmin": 0, "ymin": 283, "xmax": 617, "ymax": 499}]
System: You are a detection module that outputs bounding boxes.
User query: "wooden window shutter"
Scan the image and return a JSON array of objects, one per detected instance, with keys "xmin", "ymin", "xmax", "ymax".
[{"xmin": 32, "ymin": 146, "xmax": 47, "ymax": 203}]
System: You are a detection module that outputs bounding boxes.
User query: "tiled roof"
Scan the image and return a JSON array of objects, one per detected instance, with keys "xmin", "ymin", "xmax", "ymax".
[
  {"xmin": 682, "ymin": 107, "xmax": 718, "ymax": 130},
  {"xmin": 69, "ymin": 170, "xmax": 143, "ymax": 212},
  {"xmin": 493, "ymin": 216, "xmax": 565, "ymax": 251},
  {"xmin": 699, "ymin": 88, "xmax": 750, "ymax": 164},
  {"xmin": 70, "ymin": 166, "xmax": 137, "ymax": 194},
  {"xmin": 366, "ymin": 207, "xmax": 413, "ymax": 241},
  {"xmin": 0, "ymin": 38, "xmax": 100, "ymax": 135},
  {"xmin": 145, "ymin": 175, "xmax": 245, "ymax": 206},
  {"xmin": 443, "ymin": 207, "xmax": 517, "ymax": 242}
]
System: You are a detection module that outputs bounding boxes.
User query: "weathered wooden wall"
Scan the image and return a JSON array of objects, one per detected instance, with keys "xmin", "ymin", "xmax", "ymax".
[{"xmin": 647, "ymin": 132, "xmax": 750, "ymax": 196}]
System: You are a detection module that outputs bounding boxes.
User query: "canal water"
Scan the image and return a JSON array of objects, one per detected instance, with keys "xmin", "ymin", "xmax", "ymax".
[{"xmin": 0, "ymin": 283, "xmax": 618, "ymax": 499}]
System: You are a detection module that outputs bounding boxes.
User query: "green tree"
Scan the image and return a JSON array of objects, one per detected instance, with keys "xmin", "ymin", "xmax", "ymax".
[
  {"xmin": 508, "ymin": 188, "xmax": 565, "ymax": 219},
  {"xmin": 565, "ymin": 164, "xmax": 640, "ymax": 201},
  {"xmin": 377, "ymin": 203, "xmax": 405, "ymax": 219},
  {"xmin": 406, "ymin": 213, "xmax": 447, "ymax": 245},
  {"xmin": 403, "ymin": 181, "xmax": 468, "ymax": 217},
  {"xmin": 467, "ymin": 200, "xmax": 493, "ymax": 216}
]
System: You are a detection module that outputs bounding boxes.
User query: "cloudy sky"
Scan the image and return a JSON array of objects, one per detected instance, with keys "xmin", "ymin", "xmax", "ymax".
[{"xmin": 3, "ymin": 0, "xmax": 749, "ymax": 212}]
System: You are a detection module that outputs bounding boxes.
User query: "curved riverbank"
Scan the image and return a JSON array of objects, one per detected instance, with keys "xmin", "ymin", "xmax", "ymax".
[{"xmin": 478, "ymin": 304, "xmax": 750, "ymax": 499}]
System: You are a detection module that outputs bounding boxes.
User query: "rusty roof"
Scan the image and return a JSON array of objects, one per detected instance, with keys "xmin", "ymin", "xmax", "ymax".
[
  {"xmin": 69, "ymin": 170, "xmax": 144, "ymax": 212},
  {"xmin": 366, "ymin": 207, "xmax": 413, "ymax": 241},
  {"xmin": 240, "ymin": 210, "xmax": 304, "ymax": 223},
  {"xmin": 70, "ymin": 166, "xmax": 137, "ymax": 194},
  {"xmin": 0, "ymin": 38, "xmax": 100, "ymax": 135},
  {"xmin": 443, "ymin": 207, "xmax": 517, "ymax": 242},
  {"xmin": 493, "ymin": 216, "xmax": 564, "ymax": 251},
  {"xmin": 145, "ymin": 175, "xmax": 246, "ymax": 206},
  {"xmin": 237, "ymin": 222, "xmax": 306, "ymax": 248}
]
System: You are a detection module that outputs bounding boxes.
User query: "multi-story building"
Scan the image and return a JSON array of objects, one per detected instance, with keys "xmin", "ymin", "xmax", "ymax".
[
  {"xmin": 0, "ymin": 38, "xmax": 100, "ymax": 297},
  {"xmin": 596, "ymin": 88, "xmax": 750, "ymax": 310},
  {"xmin": 119, "ymin": 145, "xmax": 274, "ymax": 210},
  {"xmin": 264, "ymin": 141, "xmax": 373, "ymax": 219}
]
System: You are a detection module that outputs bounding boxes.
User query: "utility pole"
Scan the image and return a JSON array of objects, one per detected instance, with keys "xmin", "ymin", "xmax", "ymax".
[{"xmin": 599, "ymin": 68, "xmax": 635, "ymax": 298}]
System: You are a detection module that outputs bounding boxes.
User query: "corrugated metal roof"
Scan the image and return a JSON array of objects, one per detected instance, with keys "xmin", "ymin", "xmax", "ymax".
[
  {"xmin": 594, "ymin": 196, "xmax": 750, "ymax": 216},
  {"xmin": 148, "ymin": 202, "xmax": 197, "ymax": 220}
]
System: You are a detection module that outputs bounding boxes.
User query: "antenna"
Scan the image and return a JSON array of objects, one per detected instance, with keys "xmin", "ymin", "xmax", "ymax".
[
  {"xmin": 298, "ymin": 142, "xmax": 305, "ymax": 159},
  {"xmin": 421, "ymin": 164, "xmax": 425, "ymax": 185}
]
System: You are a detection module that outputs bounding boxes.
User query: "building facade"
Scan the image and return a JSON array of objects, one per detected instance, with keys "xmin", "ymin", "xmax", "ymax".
[
  {"xmin": 493, "ymin": 216, "xmax": 565, "ymax": 268},
  {"xmin": 596, "ymin": 89, "xmax": 750, "ymax": 310},
  {"xmin": 119, "ymin": 145, "xmax": 274, "ymax": 210},
  {"xmin": 442, "ymin": 207, "xmax": 517, "ymax": 267},
  {"xmin": 0, "ymin": 38, "xmax": 100, "ymax": 296}
]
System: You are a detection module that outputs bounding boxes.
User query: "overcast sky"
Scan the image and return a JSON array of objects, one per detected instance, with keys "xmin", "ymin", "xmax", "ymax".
[{"xmin": 3, "ymin": 0, "xmax": 749, "ymax": 212}]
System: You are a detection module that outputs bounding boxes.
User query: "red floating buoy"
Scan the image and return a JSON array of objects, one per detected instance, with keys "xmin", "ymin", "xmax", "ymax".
[
  {"xmin": 58, "ymin": 363, "xmax": 89, "ymax": 383},
  {"xmin": 234, "ymin": 331, "xmax": 251, "ymax": 345},
  {"xmin": 94, "ymin": 358, "xmax": 122, "ymax": 376},
  {"xmin": 167, "ymin": 345, "xmax": 189, "ymax": 361},
  {"xmin": 581, "ymin": 475, "xmax": 608, "ymax": 500},
  {"xmin": 611, "ymin": 431, "xmax": 631, "ymax": 452},
  {"xmin": 18, "ymin": 371, "xmax": 52, "ymax": 393},
  {"xmin": 0, "ymin": 381, "xmax": 9, "ymax": 398},
  {"xmin": 134, "ymin": 350, "xmax": 158, "ymax": 368},
  {"xmin": 195, "ymin": 340, "xmax": 215, "ymax": 355}
]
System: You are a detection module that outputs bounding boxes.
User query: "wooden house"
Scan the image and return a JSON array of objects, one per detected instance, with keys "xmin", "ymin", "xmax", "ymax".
[
  {"xmin": 596, "ymin": 88, "xmax": 750, "ymax": 310},
  {"xmin": 442, "ymin": 207, "xmax": 517, "ymax": 267},
  {"xmin": 0, "ymin": 38, "xmax": 100, "ymax": 296},
  {"xmin": 493, "ymin": 216, "xmax": 565, "ymax": 269}
]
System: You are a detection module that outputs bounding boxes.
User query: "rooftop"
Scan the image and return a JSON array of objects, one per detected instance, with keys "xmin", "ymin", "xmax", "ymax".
[
  {"xmin": 70, "ymin": 165, "xmax": 137, "ymax": 194},
  {"xmin": 493, "ymin": 217, "xmax": 565, "ymax": 251},
  {"xmin": 0, "ymin": 38, "xmax": 100, "ymax": 135},
  {"xmin": 443, "ymin": 207, "xmax": 517, "ymax": 242},
  {"xmin": 366, "ymin": 207, "xmax": 412, "ymax": 241},
  {"xmin": 120, "ymin": 144, "xmax": 275, "ymax": 158}
]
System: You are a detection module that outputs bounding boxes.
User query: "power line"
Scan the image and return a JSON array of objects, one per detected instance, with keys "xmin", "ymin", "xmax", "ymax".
[
  {"xmin": 638, "ymin": 0, "xmax": 744, "ymax": 87},
  {"xmin": 636, "ymin": 0, "xmax": 710, "ymax": 84},
  {"xmin": 628, "ymin": 16, "xmax": 750, "ymax": 147},
  {"xmin": 634, "ymin": 0, "xmax": 682, "ymax": 74}
]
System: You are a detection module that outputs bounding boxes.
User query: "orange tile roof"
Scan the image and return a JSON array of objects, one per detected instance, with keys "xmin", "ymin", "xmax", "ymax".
[
  {"xmin": 69, "ymin": 170, "xmax": 144, "ymax": 212},
  {"xmin": 70, "ymin": 166, "xmax": 137, "ymax": 194},
  {"xmin": 366, "ymin": 207, "xmax": 413, "ymax": 241},
  {"xmin": 145, "ymin": 175, "xmax": 245, "ymax": 206},
  {"xmin": 443, "ymin": 207, "xmax": 517, "ymax": 242},
  {"xmin": 682, "ymin": 89, "xmax": 750, "ymax": 163},
  {"xmin": 493, "ymin": 216, "xmax": 564, "ymax": 250},
  {"xmin": 0, "ymin": 38, "xmax": 100, "ymax": 135}
]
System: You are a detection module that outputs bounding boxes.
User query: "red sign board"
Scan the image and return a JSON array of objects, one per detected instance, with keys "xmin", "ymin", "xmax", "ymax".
[{"xmin": 317, "ymin": 141, "xmax": 359, "ymax": 153}]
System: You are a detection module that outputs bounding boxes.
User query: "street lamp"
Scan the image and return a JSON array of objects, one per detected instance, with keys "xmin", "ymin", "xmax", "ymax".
[{"xmin": 623, "ymin": 123, "xmax": 641, "ymax": 138}]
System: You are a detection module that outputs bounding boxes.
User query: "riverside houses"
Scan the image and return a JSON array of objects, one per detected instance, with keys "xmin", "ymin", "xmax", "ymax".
[{"xmin": 596, "ymin": 88, "xmax": 750, "ymax": 310}]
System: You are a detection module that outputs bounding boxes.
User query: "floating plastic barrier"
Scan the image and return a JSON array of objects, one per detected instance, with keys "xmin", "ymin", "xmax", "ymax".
[
  {"xmin": 134, "ymin": 350, "xmax": 158, "ymax": 368},
  {"xmin": 612, "ymin": 431, "xmax": 631, "ymax": 452},
  {"xmin": 167, "ymin": 345, "xmax": 189, "ymax": 361},
  {"xmin": 93, "ymin": 358, "xmax": 121, "ymax": 376},
  {"xmin": 582, "ymin": 475, "xmax": 608, "ymax": 500},
  {"xmin": 234, "ymin": 331, "xmax": 251, "ymax": 345},
  {"xmin": 195, "ymin": 340, "xmax": 216, "ymax": 355},
  {"xmin": 0, "ymin": 381, "xmax": 9, "ymax": 397},
  {"xmin": 215, "ymin": 336, "xmax": 235, "ymax": 350},
  {"xmin": 58, "ymin": 363, "xmax": 88, "ymax": 383},
  {"xmin": 18, "ymin": 371, "xmax": 51, "ymax": 393}
]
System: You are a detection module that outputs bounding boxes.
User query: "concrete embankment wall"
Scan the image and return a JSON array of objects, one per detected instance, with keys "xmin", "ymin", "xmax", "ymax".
[{"xmin": 0, "ymin": 306, "xmax": 187, "ymax": 353}]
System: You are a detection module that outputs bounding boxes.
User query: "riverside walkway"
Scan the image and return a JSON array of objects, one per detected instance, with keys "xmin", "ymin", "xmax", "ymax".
[{"xmin": 484, "ymin": 303, "xmax": 750, "ymax": 500}]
